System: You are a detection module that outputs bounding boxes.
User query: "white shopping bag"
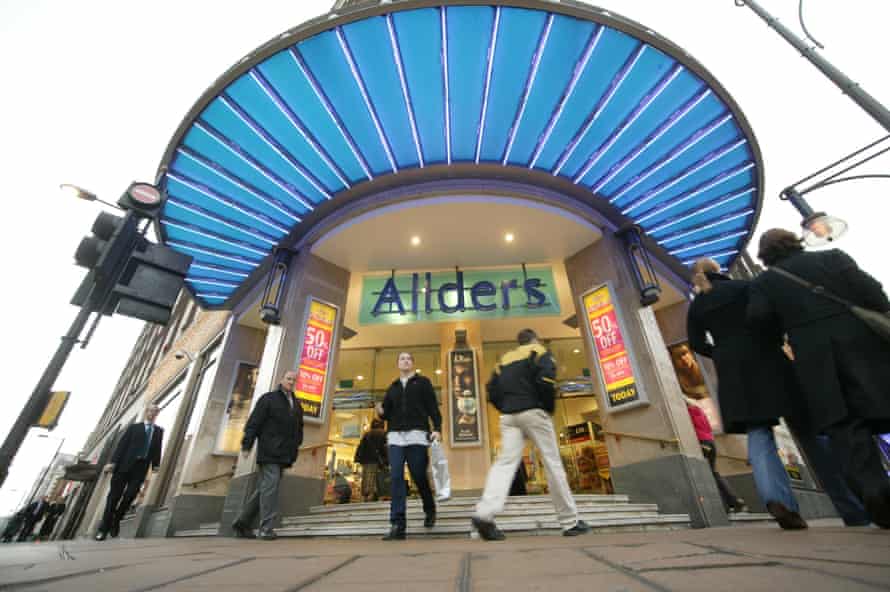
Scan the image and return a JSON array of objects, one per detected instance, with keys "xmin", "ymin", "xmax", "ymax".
[{"xmin": 430, "ymin": 441, "xmax": 451, "ymax": 501}]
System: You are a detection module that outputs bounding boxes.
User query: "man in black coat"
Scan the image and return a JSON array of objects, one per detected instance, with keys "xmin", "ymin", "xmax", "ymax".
[
  {"xmin": 16, "ymin": 496, "xmax": 50, "ymax": 542},
  {"xmin": 232, "ymin": 370, "xmax": 304, "ymax": 540},
  {"xmin": 748, "ymin": 229, "xmax": 890, "ymax": 528},
  {"xmin": 95, "ymin": 404, "xmax": 164, "ymax": 541}
]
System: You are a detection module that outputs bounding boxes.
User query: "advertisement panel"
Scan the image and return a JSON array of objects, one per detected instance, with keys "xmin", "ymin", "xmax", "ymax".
[
  {"xmin": 294, "ymin": 298, "xmax": 339, "ymax": 423},
  {"xmin": 582, "ymin": 283, "xmax": 648, "ymax": 413},
  {"xmin": 448, "ymin": 349, "xmax": 482, "ymax": 447}
]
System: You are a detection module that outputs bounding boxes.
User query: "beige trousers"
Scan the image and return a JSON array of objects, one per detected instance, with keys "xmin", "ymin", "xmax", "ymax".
[{"xmin": 475, "ymin": 408, "xmax": 579, "ymax": 529}]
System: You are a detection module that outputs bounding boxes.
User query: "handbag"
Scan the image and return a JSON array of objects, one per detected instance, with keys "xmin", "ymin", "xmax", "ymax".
[{"xmin": 770, "ymin": 266, "xmax": 890, "ymax": 343}]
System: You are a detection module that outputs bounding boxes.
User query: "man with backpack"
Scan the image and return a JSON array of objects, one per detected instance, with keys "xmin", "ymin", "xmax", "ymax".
[{"xmin": 472, "ymin": 329, "xmax": 591, "ymax": 540}]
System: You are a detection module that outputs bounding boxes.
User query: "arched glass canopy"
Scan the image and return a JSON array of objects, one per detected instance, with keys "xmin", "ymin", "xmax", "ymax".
[{"xmin": 157, "ymin": 1, "xmax": 763, "ymax": 307}]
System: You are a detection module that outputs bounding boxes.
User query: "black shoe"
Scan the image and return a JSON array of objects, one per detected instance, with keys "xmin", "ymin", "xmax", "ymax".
[
  {"xmin": 471, "ymin": 517, "xmax": 506, "ymax": 541},
  {"xmin": 382, "ymin": 525, "xmax": 406, "ymax": 541},
  {"xmin": 767, "ymin": 502, "xmax": 808, "ymax": 530},
  {"xmin": 424, "ymin": 511, "xmax": 436, "ymax": 528},
  {"xmin": 563, "ymin": 520, "xmax": 592, "ymax": 537},
  {"xmin": 109, "ymin": 521, "xmax": 120, "ymax": 538},
  {"xmin": 864, "ymin": 488, "xmax": 890, "ymax": 529},
  {"xmin": 258, "ymin": 528, "xmax": 277, "ymax": 541},
  {"xmin": 232, "ymin": 520, "xmax": 256, "ymax": 539},
  {"xmin": 94, "ymin": 531, "xmax": 107, "ymax": 541}
]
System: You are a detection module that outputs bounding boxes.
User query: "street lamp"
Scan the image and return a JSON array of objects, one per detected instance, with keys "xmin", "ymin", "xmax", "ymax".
[
  {"xmin": 781, "ymin": 134, "xmax": 890, "ymax": 246},
  {"xmin": 60, "ymin": 183, "xmax": 123, "ymax": 211}
]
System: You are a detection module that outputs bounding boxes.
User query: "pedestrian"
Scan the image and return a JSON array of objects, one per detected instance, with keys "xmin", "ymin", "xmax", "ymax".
[
  {"xmin": 473, "ymin": 329, "xmax": 591, "ymax": 540},
  {"xmin": 95, "ymin": 404, "xmax": 163, "ymax": 541},
  {"xmin": 232, "ymin": 369, "xmax": 304, "ymax": 540},
  {"xmin": 37, "ymin": 499, "xmax": 66, "ymax": 541},
  {"xmin": 691, "ymin": 257, "xmax": 869, "ymax": 526},
  {"xmin": 354, "ymin": 418, "xmax": 388, "ymax": 502},
  {"xmin": 748, "ymin": 229, "xmax": 890, "ymax": 528},
  {"xmin": 375, "ymin": 352, "xmax": 441, "ymax": 541},
  {"xmin": 687, "ymin": 258, "xmax": 806, "ymax": 529},
  {"xmin": 1, "ymin": 508, "xmax": 25, "ymax": 543},
  {"xmin": 16, "ymin": 496, "xmax": 50, "ymax": 542},
  {"xmin": 685, "ymin": 398, "xmax": 747, "ymax": 513}
]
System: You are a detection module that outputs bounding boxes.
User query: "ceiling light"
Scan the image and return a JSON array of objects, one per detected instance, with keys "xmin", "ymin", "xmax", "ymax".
[
  {"xmin": 572, "ymin": 348, "xmax": 581, "ymax": 354},
  {"xmin": 435, "ymin": 369, "xmax": 442, "ymax": 375},
  {"xmin": 411, "ymin": 235, "xmax": 421, "ymax": 246},
  {"xmin": 504, "ymin": 232, "xmax": 515, "ymax": 243},
  {"xmin": 356, "ymin": 375, "xmax": 364, "ymax": 381}
]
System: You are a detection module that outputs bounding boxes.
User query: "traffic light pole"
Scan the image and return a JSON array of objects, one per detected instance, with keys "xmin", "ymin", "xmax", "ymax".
[{"xmin": 0, "ymin": 286, "xmax": 97, "ymax": 488}]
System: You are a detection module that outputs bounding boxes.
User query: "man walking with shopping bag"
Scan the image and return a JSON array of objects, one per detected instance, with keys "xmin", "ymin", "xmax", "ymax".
[{"xmin": 472, "ymin": 329, "xmax": 591, "ymax": 540}]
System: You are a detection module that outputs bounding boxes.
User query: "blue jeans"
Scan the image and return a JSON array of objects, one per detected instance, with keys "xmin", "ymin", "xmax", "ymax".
[
  {"xmin": 747, "ymin": 426, "xmax": 799, "ymax": 512},
  {"xmin": 388, "ymin": 445, "xmax": 435, "ymax": 527}
]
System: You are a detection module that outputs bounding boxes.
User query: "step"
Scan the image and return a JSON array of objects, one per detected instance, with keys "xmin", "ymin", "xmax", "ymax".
[
  {"xmin": 174, "ymin": 528, "xmax": 218, "ymax": 537},
  {"xmin": 276, "ymin": 514, "xmax": 691, "ymax": 538},
  {"xmin": 729, "ymin": 512, "xmax": 775, "ymax": 523},
  {"xmin": 308, "ymin": 494, "xmax": 632, "ymax": 514},
  {"xmin": 283, "ymin": 504, "xmax": 661, "ymax": 526}
]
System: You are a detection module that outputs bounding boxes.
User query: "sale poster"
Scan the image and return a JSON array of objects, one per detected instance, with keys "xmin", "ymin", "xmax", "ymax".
[
  {"xmin": 583, "ymin": 284, "xmax": 645, "ymax": 412},
  {"xmin": 295, "ymin": 298, "xmax": 339, "ymax": 421}
]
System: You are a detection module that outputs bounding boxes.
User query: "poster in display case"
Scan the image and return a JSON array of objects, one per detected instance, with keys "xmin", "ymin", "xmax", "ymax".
[{"xmin": 448, "ymin": 349, "xmax": 482, "ymax": 447}]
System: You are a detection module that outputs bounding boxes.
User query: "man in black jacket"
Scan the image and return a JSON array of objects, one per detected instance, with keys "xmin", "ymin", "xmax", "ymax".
[
  {"xmin": 232, "ymin": 370, "xmax": 304, "ymax": 540},
  {"xmin": 95, "ymin": 404, "xmax": 163, "ymax": 541},
  {"xmin": 16, "ymin": 496, "xmax": 49, "ymax": 542},
  {"xmin": 473, "ymin": 329, "xmax": 590, "ymax": 540}
]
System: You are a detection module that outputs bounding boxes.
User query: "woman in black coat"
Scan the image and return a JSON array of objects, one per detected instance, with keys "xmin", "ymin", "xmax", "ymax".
[
  {"xmin": 687, "ymin": 258, "xmax": 805, "ymax": 528},
  {"xmin": 748, "ymin": 228, "xmax": 890, "ymax": 528}
]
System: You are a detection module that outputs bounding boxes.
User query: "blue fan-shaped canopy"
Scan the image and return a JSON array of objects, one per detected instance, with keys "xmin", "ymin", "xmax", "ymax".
[{"xmin": 157, "ymin": 1, "xmax": 763, "ymax": 307}]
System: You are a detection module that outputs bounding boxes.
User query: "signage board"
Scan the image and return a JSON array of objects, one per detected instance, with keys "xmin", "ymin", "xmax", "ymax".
[
  {"xmin": 294, "ymin": 297, "xmax": 339, "ymax": 423},
  {"xmin": 581, "ymin": 283, "xmax": 648, "ymax": 413},
  {"xmin": 448, "ymin": 349, "xmax": 482, "ymax": 447},
  {"xmin": 360, "ymin": 266, "xmax": 560, "ymax": 325}
]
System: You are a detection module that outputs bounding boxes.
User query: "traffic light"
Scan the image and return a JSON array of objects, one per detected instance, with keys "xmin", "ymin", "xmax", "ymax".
[
  {"xmin": 107, "ymin": 237, "xmax": 192, "ymax": 324},
  {"xmin": 71, "ymin": 182, "xmax": 193, "ymax": 324},
  {"xmin": 71, "ymin": 211, "xmax": 140, "ymax": 310}
]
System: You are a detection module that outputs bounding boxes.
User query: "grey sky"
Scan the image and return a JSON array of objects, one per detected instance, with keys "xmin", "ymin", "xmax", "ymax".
[{"xmin": 0, "ymin": 0, "xmax": 887, "ymax": 514}]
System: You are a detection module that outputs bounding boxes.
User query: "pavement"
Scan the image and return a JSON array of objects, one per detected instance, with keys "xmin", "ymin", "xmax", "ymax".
[{"xmin": 0, "ymin": 520, "xmax": 887, "ymax": 591}]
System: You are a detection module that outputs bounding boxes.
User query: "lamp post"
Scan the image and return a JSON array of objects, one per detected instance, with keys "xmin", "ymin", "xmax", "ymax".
[
  {"xmin": 735, "ymin": 0, "xmax": 890, "ymax": 134},
  {"xmin": 781, "ymin": 134, "xmax": 890, "ymax": 245}
]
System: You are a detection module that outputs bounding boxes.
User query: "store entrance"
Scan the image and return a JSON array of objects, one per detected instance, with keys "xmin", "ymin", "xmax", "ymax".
[{"xmin": 324, "ymin": 329, "xmax": 613, "ymax": 504}]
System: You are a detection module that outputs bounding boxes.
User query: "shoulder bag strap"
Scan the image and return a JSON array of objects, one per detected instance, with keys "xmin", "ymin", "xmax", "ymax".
[{"xmin": 769, "ymin": 266, "xmax": 856, "ymax": 309}]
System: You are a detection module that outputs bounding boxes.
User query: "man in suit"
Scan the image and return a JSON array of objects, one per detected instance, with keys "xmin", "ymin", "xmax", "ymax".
[
  {"xmin": 16, "ymin": 496, "xmax": 50, "ymax": 542},
  {"xmin": 232, "ymin": 370, "xmax": 303, "ymax": 540},
  {"xmin": 95, "ymin": 404, "xmax": 163, "ymax": 541}
]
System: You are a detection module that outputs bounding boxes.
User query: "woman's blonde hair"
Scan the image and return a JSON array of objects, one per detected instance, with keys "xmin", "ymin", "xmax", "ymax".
[{"xmin": 691, "ymin": 258, "xmax": 721, "ymax": 294}]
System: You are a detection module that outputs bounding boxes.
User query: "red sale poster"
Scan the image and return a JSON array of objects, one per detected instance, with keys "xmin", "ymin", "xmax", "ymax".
[
  {"xmin": 295, "ymin": 298, "xmax": 338, "ymax": 420},
  {"xmin": 583, "ymin": 284, "xmax": 641, "ymax": 410}
]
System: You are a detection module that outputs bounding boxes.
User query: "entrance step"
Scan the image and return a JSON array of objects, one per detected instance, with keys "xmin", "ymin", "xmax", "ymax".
[
  {"xmin": 277, "ymin": 495, "xmax": 691, "ymax": 538},
  {"xmin": 174, "ymin": 521, "xmax": 220, "ymax": 537}
]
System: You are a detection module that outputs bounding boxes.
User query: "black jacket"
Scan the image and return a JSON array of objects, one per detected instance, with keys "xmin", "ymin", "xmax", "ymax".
[
  {"xmin": 748, "ymin": 249, "xmax": 890, "ymax": 432},
  {"xmin": 487, "ymin": 343, "xmax": 557, "ymax": 414},
  {"xmin": 242, "ymin": 388, "xmax": 304, "ymax": 467},
  {"xmin": 687, "ymin": 273, "xmax": 796, "ymax": 433},
  {"xmin": 354, "ymin": 428, "xmax": 387, "ymax": 465},
  {"xmin": 380, "ymin": 374, "xmax": 442, "ymax": 433},
  {"xmin": 111, "ymin": 422, "xmax": 164, "ymax": 474}
]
